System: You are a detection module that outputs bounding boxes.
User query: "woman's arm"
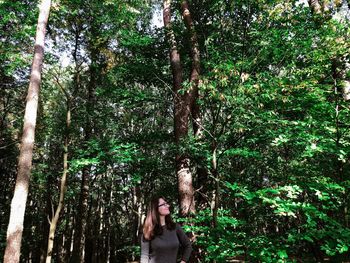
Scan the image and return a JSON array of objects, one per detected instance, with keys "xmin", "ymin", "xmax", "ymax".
[
  {"xmin": 140, "ymin": 236, "xmax": 150, "ymax": 263},
  {"xmin": 176, "ymin": 224, "xmax": 192, "ymax": 263}
]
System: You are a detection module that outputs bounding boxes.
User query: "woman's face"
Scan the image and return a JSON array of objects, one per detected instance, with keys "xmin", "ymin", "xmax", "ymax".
[{"xmin": 158, "ymin": 198, "xmax": 170, "ymax": 216}]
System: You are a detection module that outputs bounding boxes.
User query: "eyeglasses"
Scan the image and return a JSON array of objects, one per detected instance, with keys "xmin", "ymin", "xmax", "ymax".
[{"xmin": 158, "ymin": 202, "xmax": 170, "ymax": 208}]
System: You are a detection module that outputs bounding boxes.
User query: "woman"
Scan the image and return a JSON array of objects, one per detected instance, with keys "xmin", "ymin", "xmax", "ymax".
[{"xmin": 140, "ymin": 196, "xmax": 192, "ymax": 263}]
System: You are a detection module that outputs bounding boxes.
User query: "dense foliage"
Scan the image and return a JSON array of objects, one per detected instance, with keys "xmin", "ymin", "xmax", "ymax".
[{"xmin": 1, "ymin": 0, "xmax": 350, "ymax": 262}]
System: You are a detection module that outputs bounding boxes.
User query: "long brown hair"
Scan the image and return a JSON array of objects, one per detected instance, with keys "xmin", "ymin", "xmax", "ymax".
[{"xmin": 142, "ymin": 196, "xmax": 176, "ymax": 240}]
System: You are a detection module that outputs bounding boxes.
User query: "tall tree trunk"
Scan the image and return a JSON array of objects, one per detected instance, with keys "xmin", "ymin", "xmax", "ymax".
[
  {"xmin": 61, "ymin": 21, "xmax": 80, "ymax": 263},
  {"xmin": 63, "ymin": 207, "xmax": 74, "ymax": 263},
  {"xmin": 46, "ymin": 95, "xmax": 71, "ymax": 263},
  {"xmin": 180, "ymin": 1, "xmax": 210, "ymax": 212},
  {"xmin": 331, "ymin": 55, "xmax": 350, "ymax": 229},
  {"xmin": 71, "ymin": 39, "xmax": 97, "ymax": 263},
  {"xmin": 181, "ymin": 1, "xmax": 200, "ymax": 93},
  {"xmin": 70, "ymin": 169, "xmax": 90, "ymax": 263},
  {"xmin": 4, "ymin": 1, "xmax": 51, "ymax": 262},
  {"xmin": 163, "ymin": 0, "xmax": 195, "ymax": 216},
  {"xmin": 106, "ymin": 182, "xmax": 113, "ymax": 263},
  {"xmin": 180, "ymin": 0, "xmax": 201, "ymax": 137},
  {"xmin": 39, "ymin": 170, "xmax": 54, "ymax": 263}
]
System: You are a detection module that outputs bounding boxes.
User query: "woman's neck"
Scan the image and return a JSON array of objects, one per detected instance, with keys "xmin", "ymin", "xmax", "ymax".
[{"xmin": 160, "ymin": 216, "xmax": 166, "ymax": 226}]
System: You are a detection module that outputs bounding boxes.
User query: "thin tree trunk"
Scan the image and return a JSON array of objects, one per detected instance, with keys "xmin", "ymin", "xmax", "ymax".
[
  {"xmin": 132, "ymin": 186, "xmax": 140, "ymax": 246},
  {"xmin": 211, "ymin": 142, "xmax": 219, "ymax": 228},
  {"xmin": 57, "ymin": 231, "xmax": 65, "ymax": 263},
  {"xmin": 107, "ymin": 187, "xmax": 114, "ymax": 263},
  {"xmin": 4, "ymin": 1, "xmax": 51, "ymax": 262},
  {"xmin": 163, "ymin": 0, "xmax": 195, "ymax": 216},
  {"xmin": 62, "ymin": 22, "xmax": 80, "ymax": 263},
  {"xmin": 91, "ymin": 188, "xmax": 102, "ymax": 263},
  {"xmin": 70, "ymin": 167, "xmax": 90, "ymax": 262},
  {"xmin": 71, "ymin": 36, "xmax": 97, "ymax": 263},
  {"xmin": 39, "ymin": 173, "xmax": 53, "ymax": 263},
  {"xmin": 46, "ymin": 96, "xmax": 71, "ymax": 262},
  {"xmin": 63, "ymin": 208, "xmax": 74, "ymax": 263}
]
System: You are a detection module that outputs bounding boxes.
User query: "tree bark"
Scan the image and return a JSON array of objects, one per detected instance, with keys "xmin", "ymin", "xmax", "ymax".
[
  {"xmin": 211, "ymin": 142, "xmax": 219, "ymax": 228},
  {"xmin": 180, "ymin": 1, "xmax": 201, "ymax": 137},
  {"xmin": 180, "ymin": 1, "xmax": 211, "ymax": 212},
  {"xmin": 342, "ymin": 80, "xmax": 350, "ymax": 101},
  {"xmin": 63, "ymin": 208, "xmax": 74, "ymax": 263},
  {"xmin": 70, "ymin": 169, "xmax": 90, "ymax": 262},
  {"xmin": 181, "ymin": 1, "xmax": 200, "ymax": 90},
  {"xmin": 308, "ymin": 0, "xmax": 322, "ymax": 14},
  {"xmin": 163, "ymin": 0, "xmax": 196, "ymax": 216},
  {"xmin": 4, "ymin": 1, "xmax": 51, "ymax": 262},
  {"xmin": 70, "ymin": 34, "xmax": 97, "ymax": 263}
]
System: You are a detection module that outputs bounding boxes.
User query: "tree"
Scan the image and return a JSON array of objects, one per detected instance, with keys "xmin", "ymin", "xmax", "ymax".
[
  {"xmin": 2, "ymin": 0, "xmax": 350, "ymax": 262},
  {"xmin": 163, "ymin": 0, "xmax": 201, "ymax": 217},
  {"xmin": 45, "ymin": 77, "xmax": 71, "ymax": 263},
  {"xmin": 4, "ymin": 0, "xmax": 51, "ymax": 262}
]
